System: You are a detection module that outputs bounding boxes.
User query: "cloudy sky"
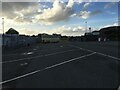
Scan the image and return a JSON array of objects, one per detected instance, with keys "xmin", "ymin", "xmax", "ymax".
[{"xmin": 0, "ymin": 0, "xmax": 118, "ymax": 36}]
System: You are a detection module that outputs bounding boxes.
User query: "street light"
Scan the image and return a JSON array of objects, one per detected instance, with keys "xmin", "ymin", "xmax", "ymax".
[
  {"xmin": 2, "ymin": 18, "xmax": 4, "ymax": 34},
  {"xmin": 2, "ymin": 18, "xmax": 4, "ymax": 46},
  {"xmin": 85, "ymin": 21, "xmax": 87, "ymax": 33}
]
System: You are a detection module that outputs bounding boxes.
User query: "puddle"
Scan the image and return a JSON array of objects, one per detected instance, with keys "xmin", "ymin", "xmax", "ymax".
[
  {"xmin": 27, "ymin": 52, "xmax": 34, "ymax": 55},
  {"xmin": 22, "ymin": 52, "xmax": 34, "ymax": 55},
  {"xmin": 60, "ymin": 46, "xmax": 63, "ymax": 47},
  {"xmin": 33, "ymin": 49, "xmax": 36, "ymax": 50},
  {"xmin": 20, "ymin": 62, "xmax": 28, "ymax": 66},
  {"xmin": 118, "ymin": 86, "xmax": 120, "ymax": 90}
]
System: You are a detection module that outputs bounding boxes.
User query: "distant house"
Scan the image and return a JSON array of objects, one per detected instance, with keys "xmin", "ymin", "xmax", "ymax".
[
  {"xmin": 92, "ymin": 31, "xmax": 100, "ymax": 36},
  {"xmin": 5, "ymin": 28, "xmax": 19, "ymax": 35},
  {"xmin": 69, "ymin": 36, "xmax": 81, "ymax": 41},
  {"xmin": 3, "ymin": 28, "xmax": 37, "ymax": 48},
  {"xmin": 99, "ymin": 26, "xmax": 119, "ymax": 41},
  {"xmin": 3, "ymin": 28, "xmax": 19, "ymax": 47},
  {"xmin": 82, "ymin": 26, "xmax": 120, "ymax": 42},
  {"xmin": 3, "ymin": 34, "xmax": 19, "ymax": 47},
  {"xmin": 83, "ymin": 31, "xmax": 100, "ymax": 41}
]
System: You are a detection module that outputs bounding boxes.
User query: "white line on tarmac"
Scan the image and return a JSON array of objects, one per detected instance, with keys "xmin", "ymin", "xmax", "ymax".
[
  {"xmin": 0, "ymin": 52, "xmax": 96, "ymax": 85},
  {"xmin": 1, "ymin": 49, "xmax": 77, "ymax": 64},
  {"xmin": 3, "ymin": 46, "xmax": 64, "ymax": 57},
  {"xmin": 69, "ymin": 45, "xmax": 120, "ymax": 61}
]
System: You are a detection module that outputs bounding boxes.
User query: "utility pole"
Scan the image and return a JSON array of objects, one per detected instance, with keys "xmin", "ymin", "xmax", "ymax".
[
  {"xmin": 85, "ymin": 21, "xmax": 87, "ymax": 33},
  {"xmin": 2, "ymin": 18, "xmax": 4, "ymax": 47}
]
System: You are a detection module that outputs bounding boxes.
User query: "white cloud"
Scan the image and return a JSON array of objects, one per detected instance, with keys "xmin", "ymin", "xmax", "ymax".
[
  {"xmin": 66, "ymin": 0, "xmax": 74, "ymax": 8},
  {"xmin": 18, "ymin": 28, "xmax": 39, "ymax": 35},
  {"xmin": 13, "ymin": 25, "xmax": 86, "ymax": 36},
  {"xmin": 79, "ymin": 11, "xmax": 91, "ymax": 19},
  {"xmin": 103, "ymin": 23, "xmax": 118, "ymax": 28},
  {"xmin": 104, "ymin": 2, "xmax": 116, "ymax": 9},
  {"xmin": 1, "ymin": 1, "xmax": 102, "ymax": 26},
  {"xmin": 78, "ymin": 10, "xmax": 103, "ymax": 19},
  {"xmin": 83, "ymin": 2, "xmax": 91, "ymax": 9},
  {"xmin": 0, "ymin": 19, "xmax": 2, "ymax": 30},
  {"xmin": 1, "ymin": 1, "xmax": 74, "ymax": 26},
  {"xmin": 48, "ymin": 25, "xmax": 86, "ymax": 36},
  {"xmin": 2, "ymin": 2, "xmax": 43, "ymax": 24},
  {"xmin": 2, "ymin": 2, "xmax": 38, "ymax": 17},
  {"xmin": 76, "ymin": 0, "xmax": 83, "ymax": 4},
  {"xmin": 35, "ymin": 0, "xmax": 74, "ymax": 25},
  {"xmin": 70, "ymin": 13, "xmax": 77, "ymax": 17},
  {"xmin": 106, "ymin": 11, "xmax": 116, "ymax": 15}
]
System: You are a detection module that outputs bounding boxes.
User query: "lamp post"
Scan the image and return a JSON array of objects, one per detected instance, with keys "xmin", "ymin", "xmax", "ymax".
[
  {"xmin": 85, "ymin": 21, "xmax": 87, "ymax": 33},
  {"xmin": 2, "ymin": 18, "xmax": 4, "ymax": 46}
]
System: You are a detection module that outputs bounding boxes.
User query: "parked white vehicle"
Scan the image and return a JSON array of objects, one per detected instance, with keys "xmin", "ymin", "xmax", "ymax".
[{"xmin": 41, "ymin": 34, "xmax": 60, "ymax": 43}]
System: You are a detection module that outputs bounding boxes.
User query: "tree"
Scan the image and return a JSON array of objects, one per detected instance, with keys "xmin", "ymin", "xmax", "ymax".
[{"xmin": 5, "ymin": 28, "xmax": 19, "ymax": 34}]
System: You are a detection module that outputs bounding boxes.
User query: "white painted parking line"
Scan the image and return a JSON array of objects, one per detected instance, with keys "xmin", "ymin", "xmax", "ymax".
[
  {"xmin": 0, "ymin": 52, "xmax": 96, "ymax": 85},
  {"xmin": 1, "ymin": 49, "xmax": 77, "ymax": 64},
  {"xmin": 3, "ymin": 46, "xmax": 65, "ymax": 57},
  {"xmin": 69, "ymin": 45, "xmax": 120, "ymax": 61},
  {"xmin": 45, "ymin": 52, "xmax": 96, "ymax": 69},
  {"xmin": 69, "ymin": 45, "xmax": 95, "ymax": 53},
  {"xmin": 118, "ymin": 85, "xmax": 120, "ymax": 90},
  {"xmin": 29, "ymin": 46, "xmax": 65, "ymax": 53}
]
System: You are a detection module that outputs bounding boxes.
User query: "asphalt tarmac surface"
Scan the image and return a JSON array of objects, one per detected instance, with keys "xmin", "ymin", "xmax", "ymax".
[{"xmin": 1, "ymin": 41, "xmax": 120, "ymax": 88}]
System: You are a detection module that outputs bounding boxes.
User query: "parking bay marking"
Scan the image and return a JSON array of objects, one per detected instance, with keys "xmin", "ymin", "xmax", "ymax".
[
  {"xmin": 1, "ymin": 49, "xmax": 78, "ymax": 64},
  {"xmin": 3, "ymin": 46, "xmax": 65, "ymax": 57},
  {"xmin": 69, "ymin": 45, "xmax": 120, "ymax": 61},
  {"xmin": 0, "ymin": 52, "xmax": 96, "ymax": 85}
]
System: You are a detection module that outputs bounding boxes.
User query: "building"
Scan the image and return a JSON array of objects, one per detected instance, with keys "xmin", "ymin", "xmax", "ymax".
[
  {"xmin": 92, "ymin": 31, "xmax": 100, "ymax": 36},
  {"xmin": 99, "ymin": 26, "xmax": 119, "ymax": 41},
  {"xmin": 3, "ymin": 34, "xmax": 19, "ymax": 47},
  {"xmin": 2, "ymin": 28, "xmax": 37, "ymax": 48},
  {"xmin": 81, "ymin": 26, "xmax": 119, "ymax": 42},
  {"xmin": 3, "ymin": 34, "xmax": 37, "ymax": 48},
  {"xmin": 83, "ymin": 31, "xmax": 100, "ymax": 41}
]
